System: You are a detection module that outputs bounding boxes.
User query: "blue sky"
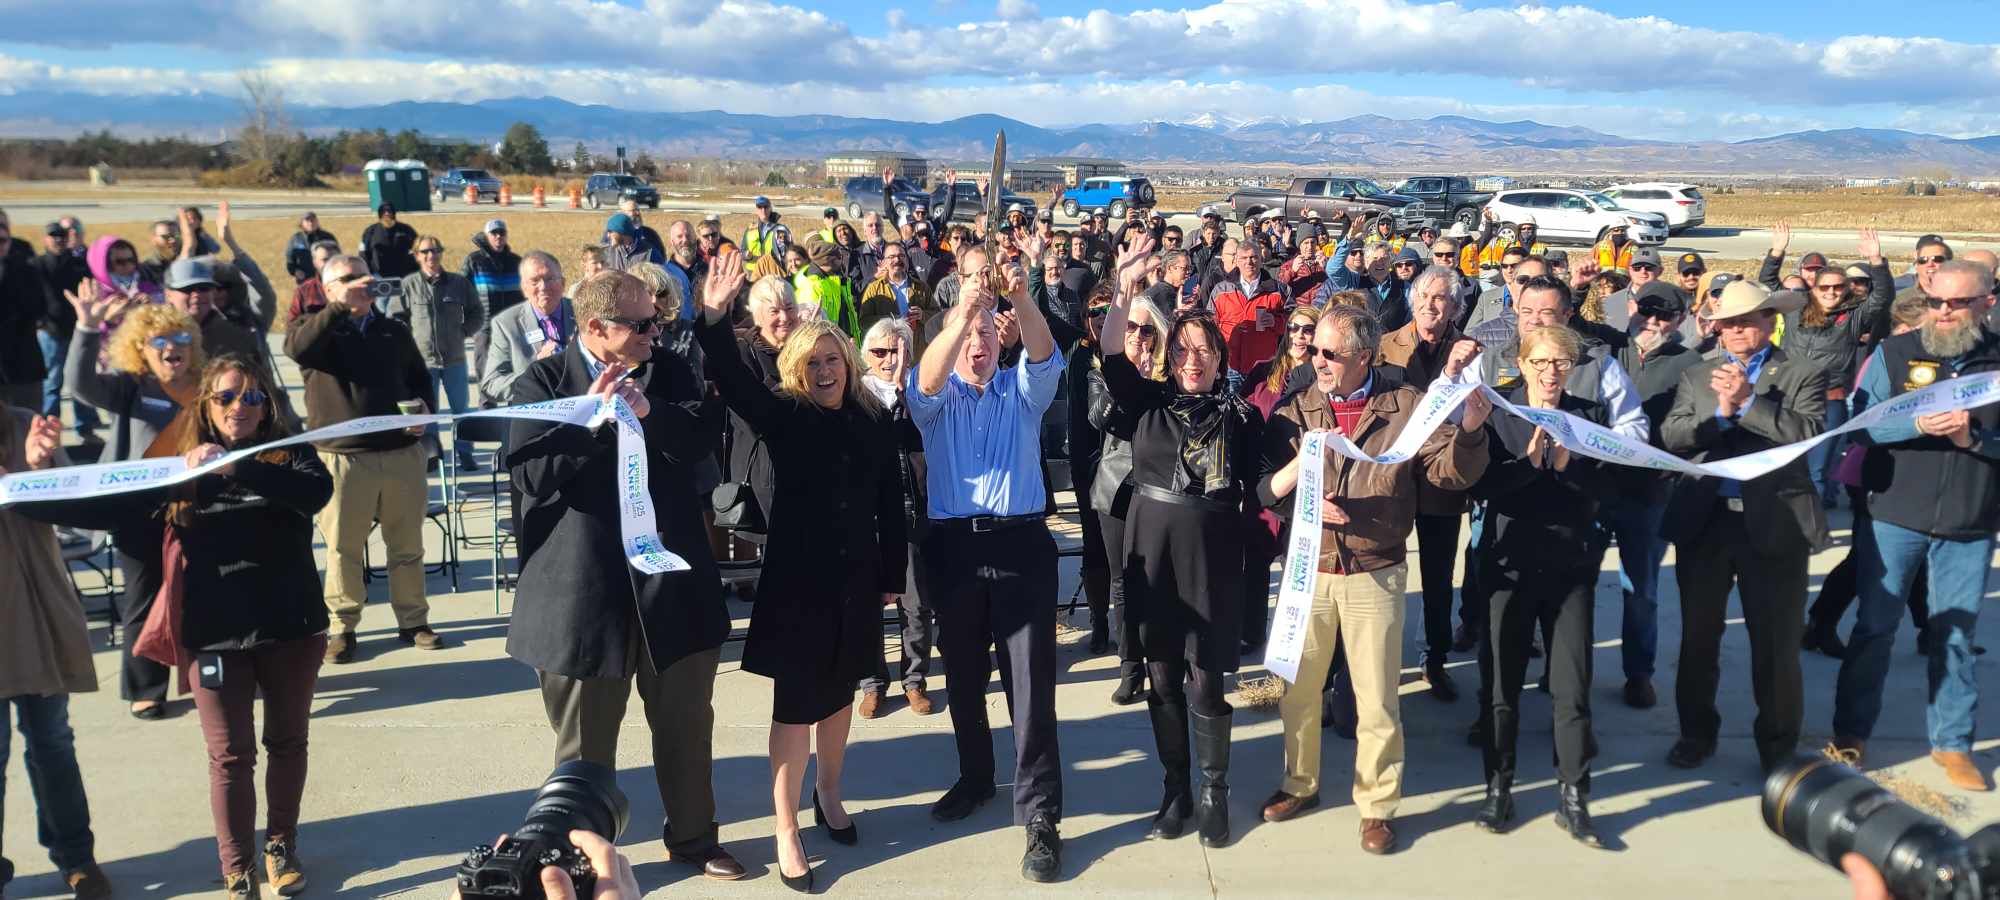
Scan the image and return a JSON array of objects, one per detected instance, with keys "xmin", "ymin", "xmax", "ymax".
[{"xmin": 1, "ymin": 0, "xmax": 1997, "ymax": 141}]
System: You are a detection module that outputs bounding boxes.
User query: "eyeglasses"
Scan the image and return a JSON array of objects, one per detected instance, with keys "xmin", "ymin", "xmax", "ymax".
[
  {"xmin": 208, "ymin": 389, "xmax": 269, "ymax": 408},
  {"xmin": 416, "ymin": 247, "xmax": 443, "ymax": 256},
  {"xmin": 1500, "ymin": 264, "xmax": 1519, "ymax": 272},
  {"xmin": 146, "ymin": 332, "xmax": 194, "ymax": 350},
  {"xmin": 1631, "ymin": 264, "xmax": 1660, "ymax": 273},
  {"xmin": 1919, "ymin": 255, "xmax": 1951, "ymax": 265},
  {"xmin": 605, "ymin": 314, "xmax": 663, "ymax": 334},
  {"xmin": 1312, "ymin": 346, "xmax": 1369, "ymax": 363},
  {"xmin": 1524, "ymin": 357, "xmax": 1575, "ymax": 373},
  {"xmin": 1927, "ymin": 295, "xmax": 1990, "ymax": 310},
  {"xmin": 157, "ymin": 232, "xmax": 181, "ymax": 242},
  {"xmin": 1287, "ymin": 323, "xmax": 1316, "ymax": 334},
  {"xmin": 1125, "ymin": 322, "xmax": 1158, "ymax": 338},
  {"xmin": 1394, "ymin": 261, "xmax": 1418, "ymax": 268},
  {"xmin": 1812, "ymin": 283, "xmax": 1847, "ymax": 292},
  {"xmin": 865, "ymin": 347, "xmax": 897, "ymax": 358},
  {"xmin": 1432, "ymin": 253, "xmax": 1454, "ymax": 260},
  {"xmin": 1170, "ymin": 345, "xmax": 1218, "ymax": 361}
]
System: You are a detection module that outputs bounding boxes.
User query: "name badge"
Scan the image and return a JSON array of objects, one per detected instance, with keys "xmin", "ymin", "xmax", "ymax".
[
  {"xmin": 1495, "ymin": 365, "xmax": 1523, "ymax": 391},
  {"xmin": 526, "ymin": 330, "xmax": 546, "ymax": 345},
  {"xmin": 1905, "ymin": 358, "xmax": 1943, "ymax": 392}
]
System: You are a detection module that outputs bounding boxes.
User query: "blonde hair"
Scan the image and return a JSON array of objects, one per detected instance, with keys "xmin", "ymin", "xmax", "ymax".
[
  {"xmin": 1517, "ymin": 324, "xmax": 1582, "ymax": 365},
  {"xmin": 1325, "ymin": 289, "xmax": 1368, "ymax": 309},
  {"xmin": 107, "ymin": 303, "xmax": 204, "ymax": 377},
  {"xmin": 1267, "ymin": 305, "xmax": 1323, "ymax": 393},
  {"xmin": 1124, "ymin": 294, "xmax": 1169, "ymax": 381},
  {"xmin": 626, "ymin": 262, "xmax": 684, "ymax": 321},
  {"xmin": 776, "ymin": 319, "xmax": 882, "ymax": 415},
  {"xmin": 572, "ymin": 270, "xmax": 643, "ymax": 326}
]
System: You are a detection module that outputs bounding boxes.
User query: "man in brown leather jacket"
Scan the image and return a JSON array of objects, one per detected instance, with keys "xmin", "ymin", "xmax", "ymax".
[{"xmin": 1255, "ymin": 303, "xmax": 1491, "ymax": 855}]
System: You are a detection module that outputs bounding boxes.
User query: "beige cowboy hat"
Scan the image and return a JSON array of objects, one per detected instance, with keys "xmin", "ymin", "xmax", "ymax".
[
  {"xmin": 1707, "ymin": 280, "xmax": 1807, "ymax": 320},
  {"xmin": 1444, "ymin": 222, "xmax": 1471, "ymax": 239}
]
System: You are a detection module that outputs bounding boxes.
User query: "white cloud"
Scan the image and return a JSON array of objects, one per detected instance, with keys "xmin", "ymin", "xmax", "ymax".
[{"xmin": 995, "ymin": 0, "xmax": 1039, "ymax": 20}]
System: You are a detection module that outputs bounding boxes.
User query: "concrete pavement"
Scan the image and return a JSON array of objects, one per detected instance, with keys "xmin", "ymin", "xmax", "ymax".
[{"xmin": 7, "ymin": 338, "xmax": 2000, "ymax": 899}]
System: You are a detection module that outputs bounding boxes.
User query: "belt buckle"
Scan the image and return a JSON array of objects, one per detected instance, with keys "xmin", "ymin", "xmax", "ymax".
[
  {"xmin": 970, "ymin": 516, "xmax": 996, "ymax": 534},
  {"xmin": 1725, "ymin": 497, "xmax": 1745, "ymax": 513}
]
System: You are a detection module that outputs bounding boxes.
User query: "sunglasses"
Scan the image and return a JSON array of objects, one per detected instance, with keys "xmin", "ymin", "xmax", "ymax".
[
  {"xmin": 1927, "ymin": 295, "xmax": 1989, "ymax": 310},
  {"xmin": 1287, "ymin": 323, "xmax": 1316, "ymax": 334},
  {"xmin": 416, "ymin": 247, "xmax": 443, "ymax": 256},
  {"xmin": 1125, "ymin": 322, "xmax": 1158, "ymax": 338},
  {"xmin": 1312, "ymin": 346, "xmax": 1369, "ymax": 363},
  {"xmin": 606, "ymin": 314, "xmax": 663, "ymax": 334},
  {"xmin": 1631, "ymin": 264, "xmax": 1660, "ymax": 273},
  {"xmin": 1919, "ymin": 255, "xmax": 1951, "ymax": 265},
  {"xmin": 331, "ymin": 272, "xmax": 372, "ymax": 286},
  {"xmin": 865, "ymin": 347, "xmax": 897, "ymax": 358},
  {"xmin": 147, "ymin": 332, "xmax": 194, "ymax": 350},
  {"xmin": 1087, "ymin": 305, "xmax": 1109, "ymax": 318},
  {"xmin": 208, "ymin": 389, "xmax": 269, "ymax": 408},
  {"xmin": 1813, "ymin": 283, "xmax": 1847, "ymax": 292}
]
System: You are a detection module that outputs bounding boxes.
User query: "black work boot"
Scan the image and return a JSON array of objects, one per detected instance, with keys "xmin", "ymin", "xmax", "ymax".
[
  {"xmin": 1474, "ymin": 774, "xmax": 1514, "ymax": 833},
  {"xmin": 1554, "ymin": 782, "xmax": 1603, "ymax": 848}
]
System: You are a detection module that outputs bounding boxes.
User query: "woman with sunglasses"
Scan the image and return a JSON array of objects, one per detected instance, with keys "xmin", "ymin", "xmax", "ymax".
[
  {"xmin": 1086, "ymin": 285, "xmax": 1168, "ymax": 705},
  {"xmin": 1780, "ymin": 229, "xmax": 1894, "ymax": 509},
  {"xmin": 63, "ymin": 291, "xmax": 207, "ymax": 718},
  {"xmin": 1467, "ymin": 325, "xmax": 1615, "ymax": 847},
  {"xmin": 694, "ymin": 252, "xmax": 905, "ymax": 892},
  {"xmin": 20, "ymin": 356, "xmax": 332, "ymax": 897},
  {"xmin": 1098, "ymin": 235, "xmax": 1262, "ymax": 848}
]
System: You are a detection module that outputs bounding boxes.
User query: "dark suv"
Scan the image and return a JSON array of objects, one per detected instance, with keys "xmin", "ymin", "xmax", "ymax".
[
  {"xmin": 927, "ymin": 182, "xmax": 1038, "ymax": 223},
  {"xmin": 842, "ymin": 176, "xmax": 931, "ymax": 221},
  {"xmin": 584, "ymin": 173, "xmax": 659, "ymax": 210}
]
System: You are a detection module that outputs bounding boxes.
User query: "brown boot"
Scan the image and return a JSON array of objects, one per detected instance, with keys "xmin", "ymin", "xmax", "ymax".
[
  {"xmin": 1932, "ymin": 750, "xmax": 1992, "ymax": 792},
  {"xmin": 1360, "ymin": 818, "xmax": 1397, "ymax": 854},
  {"xmin": 857, "ymin": 691, "xmax": 885, "ymax": 719},
  {"xmin": 324, "ymin": 631, "xmax": 355, "ymax": 664},
  {"xmin": 904, "ymin": 685, "xmax": 936, "ymax": 716}
]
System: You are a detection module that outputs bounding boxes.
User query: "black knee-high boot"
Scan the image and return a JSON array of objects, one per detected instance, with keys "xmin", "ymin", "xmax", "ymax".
[
  {"xmin": 1147, "ymin": 694, "xmax": 1192, "ymax": 839},
  {"xmin": 1191, "ymin": 708, "xmax": 1232, "ymax": 848}
]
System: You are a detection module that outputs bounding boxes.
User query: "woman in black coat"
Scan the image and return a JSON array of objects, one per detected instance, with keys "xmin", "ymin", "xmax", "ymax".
[
  {"xmin": 1469, "ymin": 325, "xmax": 1616, "ymax": 848},
  {"xmin": 694, "ymin": 253, "xmax": 905, "ymax": 892},
  {"xmin": 20, "ymin": 355, "xmax": 333, "ymax": 897},
  {"xmin": 1098, "ymin": 238, "xmax": 1262, "ymax": 849}
]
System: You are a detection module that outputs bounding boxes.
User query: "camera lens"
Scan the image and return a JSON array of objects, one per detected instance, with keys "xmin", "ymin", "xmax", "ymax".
[
  {"xmin": 1763, "ymin": 755, "xmax": 1979, "ymax": 899},
  {"xmin": 519, "ymin": 760, "xmax": 630, "ymax": 845}
]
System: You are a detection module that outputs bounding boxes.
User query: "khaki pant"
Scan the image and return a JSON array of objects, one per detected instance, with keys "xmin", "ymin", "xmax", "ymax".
[
  {"xmin": 316, "ymin": 443, "xmax": 430, "ymax": 632},
  {"xmin": 1276, "ymin": 562, "xmax": 1406, "ymax": 819}
]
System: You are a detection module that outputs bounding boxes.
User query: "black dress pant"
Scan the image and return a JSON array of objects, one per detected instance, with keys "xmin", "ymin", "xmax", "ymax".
[
  {"xmin": 1096, "ymin": 510, "xmax": 1143, "ymax": 673},
  {"xmin": 923, "ymin": 522, "xmax": 1063, "ymax": 825},
  {"xmin": 861, "ymin": 541, "xmax": 937, "ymax": 695},
  {"xmin": 1675, "ymin": 507, "xmax": 1809, "ymax": 770},
  {"xmin": 113, "ymin": 547, "xmax": 169, "ymax": 703},
  {"xmin": 1241, "ymin": 525, "xmax": 1280, "ymax": 650},
  {"xmin": 1414, "ymin": 513, "xmax": 1462, "ymax": 664},
  {"xmin": 1479, "ymin": 561, "xmax": 1596, "ymax": 787}
]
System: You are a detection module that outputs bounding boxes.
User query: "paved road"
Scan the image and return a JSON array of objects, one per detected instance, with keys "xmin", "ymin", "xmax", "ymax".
[{"xmin": 9, "ymin": 337, "xmax": 2000, "ymax": 898}]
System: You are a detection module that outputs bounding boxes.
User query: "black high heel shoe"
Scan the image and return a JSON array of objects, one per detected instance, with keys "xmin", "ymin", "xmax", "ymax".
[
  {"xmin": 813, "ymin": 791, "xmax": 858, "ymax": 846},
  {"xmin": 780, "ymin": 861, "xmax": 815, "ymax": 893}
]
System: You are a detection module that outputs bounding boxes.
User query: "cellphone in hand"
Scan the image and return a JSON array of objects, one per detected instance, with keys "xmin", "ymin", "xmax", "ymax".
[{"xmin": 197, "ymin": 653, "xmax": 225, "ymax": 690}]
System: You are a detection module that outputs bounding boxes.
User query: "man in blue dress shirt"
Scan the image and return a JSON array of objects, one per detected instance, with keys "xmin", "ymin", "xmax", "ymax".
[{"xmin": 907, "ymin": 244, "xmax": 1068, "ymax": 883}]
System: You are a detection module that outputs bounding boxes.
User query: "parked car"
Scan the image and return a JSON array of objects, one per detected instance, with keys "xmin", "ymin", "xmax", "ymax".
[
  {"xmin": 1601, "ymin": 182, "xmax": 1706, "ymax": 233},
  {"xmin": 842, "ymin": 176, "xmax": 931, "ymax": 221},
  {"xmin": 433, "ymin": 167, "xmax": 503, "ymax": 204},
  {"xmin": 1215, "ymin": 176, "xmax": 1425, "ymax": 233},
  {"xmin": 1484, "ymin": 188, "xmax": 1669, "ymax": 245},
  {"xmin": 584, "ymin": 173, "xmax": 660, "ymax": 210},
  {"xmin": 1060, "ymin": 176, "xmax": 1157, "ymax": 219},
  {"xmin": 927, "ymin": 182, "xmax": 1038, "ymax": 223},
  {"xmin": 1388, "ymin": 175, "xmax": 1494, "ymax": 231}
]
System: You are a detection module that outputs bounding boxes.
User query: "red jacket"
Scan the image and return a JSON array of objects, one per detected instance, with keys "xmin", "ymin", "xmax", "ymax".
[{"xmin": 1211, "ymin": 273, "xmax": 1287, "ymax": 374}]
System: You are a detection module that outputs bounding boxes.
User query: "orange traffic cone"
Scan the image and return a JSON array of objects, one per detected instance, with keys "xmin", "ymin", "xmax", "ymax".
[
  {"xmin": 463, "ymin": 184, "xmax": 478, "ymax": 205},
  {"xmin": 499, "ymin": 184, "xmax": 513, "ymax": 206},
  {"xmin": 532, "ymin": 185, "xmax": 546, "ymax": 209},
  {"xmin": 567, "ymin": 187, "xmax": 581, "ymax": 210}
]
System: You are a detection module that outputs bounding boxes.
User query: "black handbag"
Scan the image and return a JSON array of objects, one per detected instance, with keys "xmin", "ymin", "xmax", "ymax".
[{"xmin": 710, "ymin": 433, "xmax": 767, "ymax": 533}]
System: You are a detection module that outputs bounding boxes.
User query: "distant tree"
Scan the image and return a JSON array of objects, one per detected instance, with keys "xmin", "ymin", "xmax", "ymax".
[
  {"xmin": 763, "ymin": 170, "xmax": 787, "ymax": 187},
  {"xmin": 391, "ymin": 129, "xmax": 428, "ymax": 161},
  {"xmin": 236, "ymin": 71, "xmax": 290, "ymax": 163},
  {"xmin": 498, "ymin": 122, "xmax": 554, "ymax": 174},
  {"xmin": 631, "ymin": 151, "xmax": 659, "ymax": 178},
  {"xmin": 571, "ymin": 141, "xmax": 591, "ymax": 171}
]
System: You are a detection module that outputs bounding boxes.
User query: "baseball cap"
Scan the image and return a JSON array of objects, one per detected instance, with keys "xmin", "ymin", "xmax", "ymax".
[
  {"xmin": 483, "ymin": 219, "xmax": 507, "ymax": 234},
  {"xmin": 44, "ymin": 221, "xmax": 65, "ymax": 236},
  {"xmin": 167, "ymin": 258, "xmax": 219, "ymax": 291},
  {"xmin": 995, "ymin": 221, "xmax": 1016, "ymax": 234},
  {"xmin": 1304, "ymin": 209, "xmax": 1322, "ymax": 220},
  {"xmin": 1844, "ymin": 264, "xmax": 1872, "ymax": 280},
  {"xmin": 1633, "ymin": 280, "xmax": 1688, "ymax": 318},
  {"xmin": 1800, "ymin": 251, "xmax": 1829, "ymax": 268},
  {"xmin": 702, "ymin": 213, "xmax": 722, "ymax": 226},
  {"xmin": 1677, "ymin": 251, "xmax": 1706, "ymax": 274},
  {"xmin": 605, "ymin": 213, "xmax": 638, "ymax": 237},
  {"xmin": 1091, "ymin": 210, "xmax": 1109, "ymax": 220},
  {"xmin": 822, "ymin": 207, "xmax": 838, "ymax": 219},
  {"xmin": 1630, "ymin": 247, "xmax": 1662, "ymax": 269},
  {"xmin": 754, "ymin": 195, "xmax": 770, "ymax": 207},
  {"xmin": 1037, "ymin": 209, "xmax": 1052, "ymax": 222},
  {"xmin": 1706, "ymin": 272, "xmax": 1740, "ymax": 297},
  {"xmin": 1201, "ymin": 209, "xmax": 1222, "ymax": 220}
]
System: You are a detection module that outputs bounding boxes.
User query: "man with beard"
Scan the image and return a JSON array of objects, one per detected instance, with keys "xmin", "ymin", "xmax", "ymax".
[
  {"xmin": 659, "ymin": 220, "xmax": 699, "ymax": 321},
  {"xmin": 1833, "ymin": 261, "xmax": 2000, "ymax": 792},
  {"xmin": 1592, "ymin": 223, "xmax": 1636, "ymax": 272},
  {"xmin": 1603, "ymin": 281, "xmax": 1703, "ymax": 708},
  {"xmin": 1599, "ymin": 246, "xmax": 1665, "ymax": 333}
]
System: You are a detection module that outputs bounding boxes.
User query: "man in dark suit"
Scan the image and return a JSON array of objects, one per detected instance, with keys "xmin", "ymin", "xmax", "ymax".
[
  {"xmin": 1660, "ymin": 280, "xmax": 1828, "ymax": 773},
  {"xmin": 504, "ymin": 270, "xmax": 743, "ymax": 880}
]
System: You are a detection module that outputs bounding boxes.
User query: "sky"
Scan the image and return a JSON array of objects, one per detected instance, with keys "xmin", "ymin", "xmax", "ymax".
[{"xmin": 1, "ymin": 0, "xmax": 1998, "ymax": 142}]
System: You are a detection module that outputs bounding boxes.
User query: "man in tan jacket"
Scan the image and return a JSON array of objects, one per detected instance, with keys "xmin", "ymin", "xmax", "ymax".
[{"xmin": 1256, "ymin": 303, "xmax": 1491, "ymax": 855}]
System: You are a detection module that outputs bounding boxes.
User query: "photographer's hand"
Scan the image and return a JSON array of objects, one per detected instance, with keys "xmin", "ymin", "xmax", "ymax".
[
  {"xmin": 1841, "ymin": 854, "xmax": 1890, "ymax": 900},
  {"xmin": 542, "ymin": 831, "xmax": 640, "ymax": 900}
]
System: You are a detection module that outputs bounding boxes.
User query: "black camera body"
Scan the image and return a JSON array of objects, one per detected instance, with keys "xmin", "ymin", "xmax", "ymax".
[
  {"xmin": 1764, "ymin": 754, "xmax": 2000, "ymax": 899},
  {"xmin": 369, "ymin": 279, "xmax": 401, "ymax": 300},
  {"xmin": 456, "ymin": 761, "xmax": 630, "ymax": 900}
]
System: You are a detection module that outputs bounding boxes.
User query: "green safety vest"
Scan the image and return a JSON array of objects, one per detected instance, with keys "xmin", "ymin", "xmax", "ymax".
[{"xmin": 793, "ymin": 271, "xmax": 858, "ymax": 340}]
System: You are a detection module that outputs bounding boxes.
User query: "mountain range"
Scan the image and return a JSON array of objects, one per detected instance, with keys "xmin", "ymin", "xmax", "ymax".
[{"xmin": 3, "ymin": 93, "xmax": 1998, "ymax": 177}]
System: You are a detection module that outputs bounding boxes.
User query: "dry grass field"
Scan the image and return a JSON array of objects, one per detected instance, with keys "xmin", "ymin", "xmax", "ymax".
[
  {"xmin": 77, "ymin": 208, "xmax": 762, "ymax": 328},
  {"xmin": 1702, "ymin": 187, "xmax": 2000, "ymax": 233}
]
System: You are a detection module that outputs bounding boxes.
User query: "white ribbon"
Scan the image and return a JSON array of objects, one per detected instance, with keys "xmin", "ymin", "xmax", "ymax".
[
  {"xmin": 1262, "ymin": 370, "xmax": 2000, "ymax": 683},
  {"xmin": 0, "ymin": 395, "xmax": 688, "ymax": 575}
]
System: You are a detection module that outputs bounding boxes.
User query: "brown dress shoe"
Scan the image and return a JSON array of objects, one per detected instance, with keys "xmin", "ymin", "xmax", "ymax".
[
  {"xmin": 398, "ymin": 627, "xmax": 446, "ymax": 650},
  {"xmin": 64, "ymin": 863, "xmax": 113, "ymax": 900},
  {"xmin": 858, "ymin": 691, "xmax": 885, "ymax": 719},
  {"xmin": 1932, "ymin": 750, "xmax": 1992, "ymax": 792},
  {"xmin": 667, "ymin": 846, "xmax": 746, "ymax": 881},
  {"xmin": 905, "ymin": 685, "xmax": 936, "ymax": 716},
  {"xmin": 1259, "ymin": 790, "xmax": 1319, "ymax": 823},
  {"xmin": 1360, "ymin": 818, "xmax": 1396, "ymax": 854},
  {"xmin": 324, "ymin": 631, "xmax": 355, "ymax": 664}
]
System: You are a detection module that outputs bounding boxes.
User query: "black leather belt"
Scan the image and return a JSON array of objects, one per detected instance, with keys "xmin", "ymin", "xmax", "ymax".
[
  {"xmin": 929, "ymin": 513, "xmax": 1044, "ymax": 534},
  {"xmin": 1134, "ymin": 483, "xmax": 1237, "ymax": 514}
]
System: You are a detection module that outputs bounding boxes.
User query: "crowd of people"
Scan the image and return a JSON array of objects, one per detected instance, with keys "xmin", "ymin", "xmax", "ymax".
[{"xmin": 0, "ymin": 181, "xmax": 1997, "ymax": 897}]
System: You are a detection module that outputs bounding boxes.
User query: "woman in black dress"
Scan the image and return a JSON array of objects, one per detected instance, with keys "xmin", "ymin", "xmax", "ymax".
[
  {"xmin": 1098, "ymin": 236, "xmax": 1262, "ymax": 848},
  {"xmin": 693, "ymin": 252, "xmax": 906, "ymax": 892},
  {"xmin": 1469, "ymin": 325, "xmax": 1613, "ymax": 847}
]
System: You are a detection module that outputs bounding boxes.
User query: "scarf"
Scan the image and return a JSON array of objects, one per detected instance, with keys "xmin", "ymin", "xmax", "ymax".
[{"xmin": 1166, "ymin": 386, "xmax": 1251, "ymax": 495}]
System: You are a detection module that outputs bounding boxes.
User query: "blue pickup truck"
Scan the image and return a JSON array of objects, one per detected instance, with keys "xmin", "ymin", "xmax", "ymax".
[
  {"xmin": 433, "ymin": 167, "xmax": 503, "ymax": 204},
  {"xmin": 1060, "ymin": 176, "xmax": 1156, "ymax": 219}
]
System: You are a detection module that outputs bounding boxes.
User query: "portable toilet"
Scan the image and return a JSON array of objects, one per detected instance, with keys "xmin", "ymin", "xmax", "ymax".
[
  {"xmin": 364, "ymin": 159, "xmax": 398, "ymax": 212},
  {"xmin": 396, "ymin": 159, "xmax": 433, "ymax": 212}
]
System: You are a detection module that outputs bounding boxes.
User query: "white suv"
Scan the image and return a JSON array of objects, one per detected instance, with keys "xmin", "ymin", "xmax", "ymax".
[
  {"xmin": 1485, "ymin": 189, "xmax": 1669, "ymax": 245},
  {"xmin": 1602, "ymin": 182, "xmax": 1706, "ymax": 233}
]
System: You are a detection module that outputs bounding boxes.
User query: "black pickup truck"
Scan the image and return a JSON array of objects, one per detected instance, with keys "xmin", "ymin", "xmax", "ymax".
[{"xmin": 1387, "ymin": 176, "xmax": 1493, "ymax": 231}]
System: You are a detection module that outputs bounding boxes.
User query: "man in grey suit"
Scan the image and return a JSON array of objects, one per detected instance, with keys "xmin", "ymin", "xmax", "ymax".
[
  {"xmin": 480, "ymin": 250, "xmax": 570, "ymax": 406},
  {"xmin": 1659, "ymin": 280, "xmax": 1828, "ymax": 774}
]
